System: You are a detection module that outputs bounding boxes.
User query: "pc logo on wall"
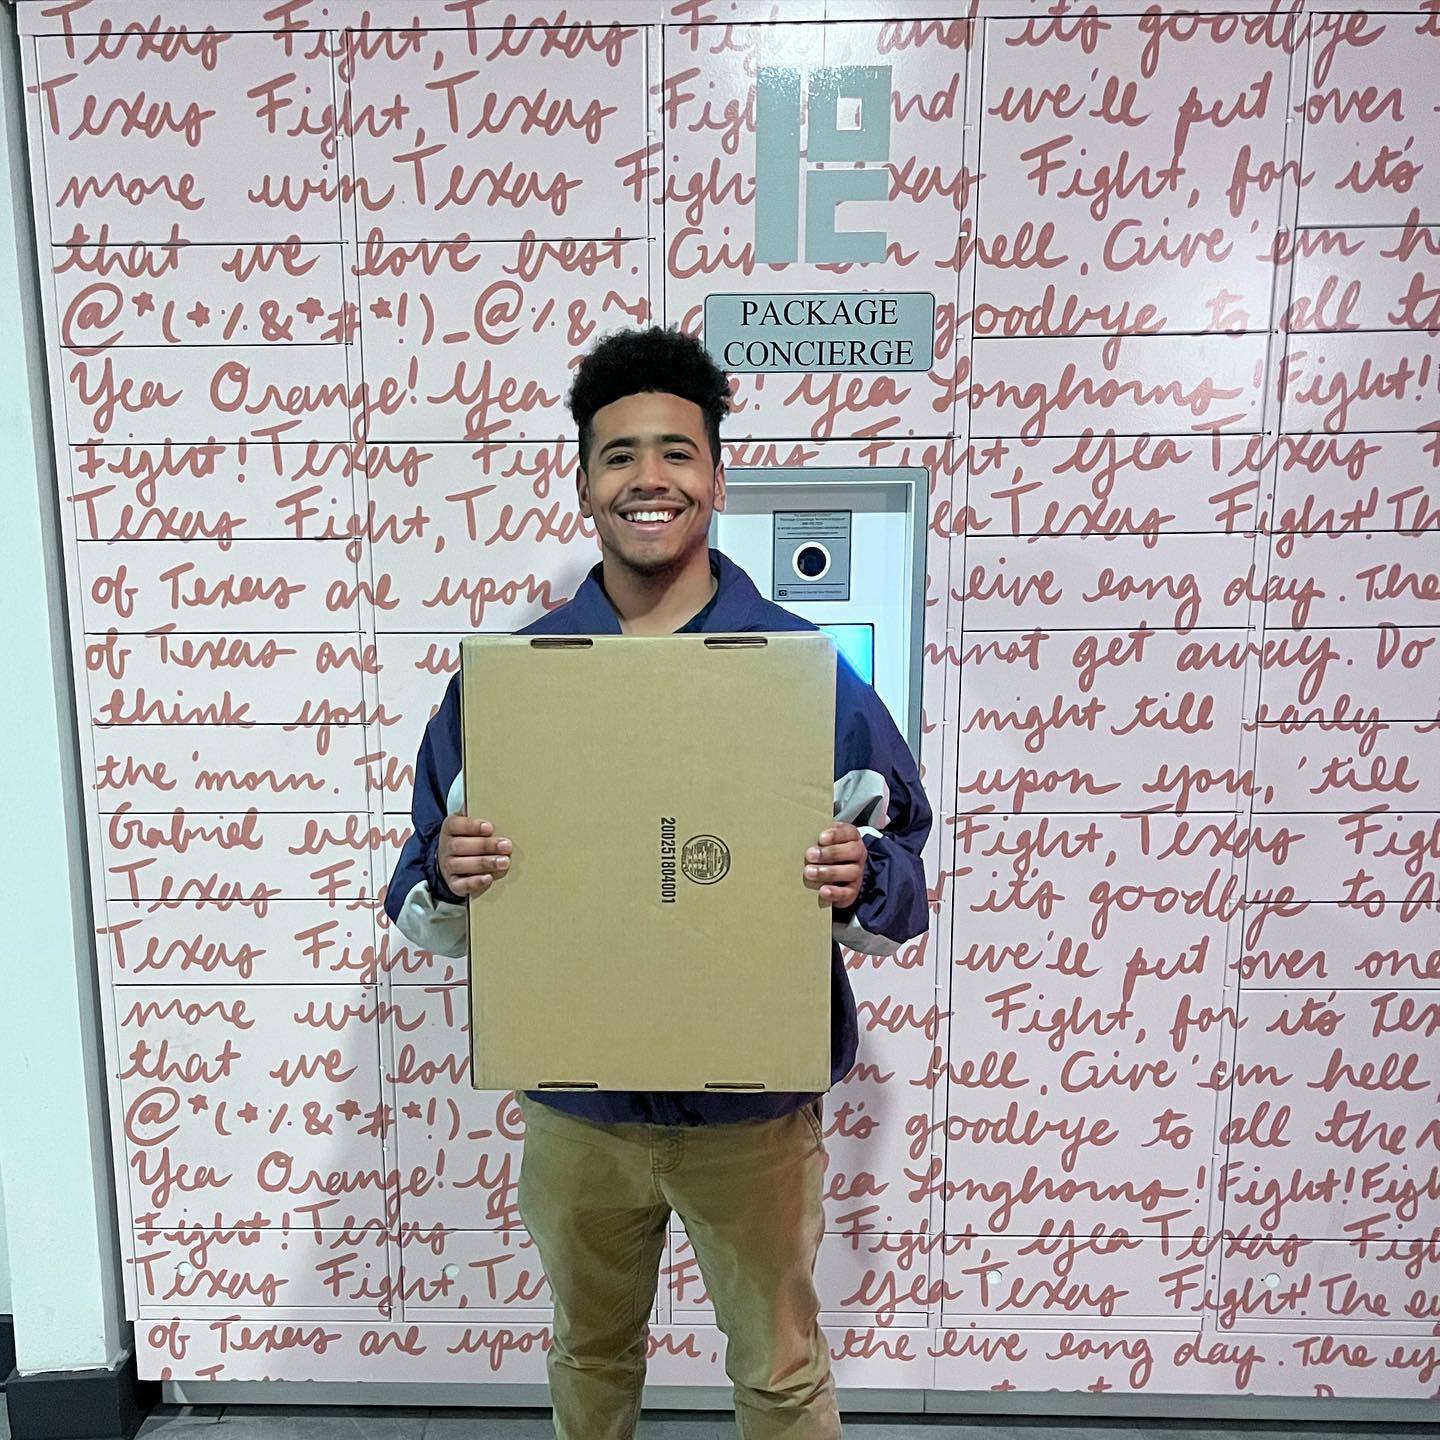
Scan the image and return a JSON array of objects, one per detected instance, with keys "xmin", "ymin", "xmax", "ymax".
[
  {"xmin": 705, "ymin": 61, "xmax": 931, "ymax": 378},
  {"xmin": 754, "ymin": 65, "xmax": 892, "ymax": 264}
]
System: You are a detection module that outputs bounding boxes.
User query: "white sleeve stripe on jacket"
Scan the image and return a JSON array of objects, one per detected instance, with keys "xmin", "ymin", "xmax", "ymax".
[
  {"xmin": 833, "ymin": 768, "xmax": 892, "ymax": 829},
  {"xmin": 396, "ymin": 878, "xmax": 467, "ymax": 960},
  {"xmin": 831, "ymin": 773, "xmax": 899, "ymax": 954},
  {"xmin": 393, "ymin": 770, "xmax": 469, "ymax": 959},
  {"xmin": 833, "ymin": 911, "xmax": 902, "ymax": 956},
  {"xmin": 446, "ymin": 770, "xmax": 465, "ymax": 816}
]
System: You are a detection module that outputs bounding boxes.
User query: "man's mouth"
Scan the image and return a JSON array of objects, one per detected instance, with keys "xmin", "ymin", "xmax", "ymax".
[{"xmin": 618, "ymin": 507, "xmax": 684, "ymax": 532}]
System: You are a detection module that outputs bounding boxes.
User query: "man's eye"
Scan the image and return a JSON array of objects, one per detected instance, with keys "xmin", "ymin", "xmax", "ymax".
[
  {"xmin": 667, "ymin": 451, "xmax": 689, "ymax": 461},
  {"xmin": 608, "ymin": 454, "xmax": 631, "ymax": 465}
]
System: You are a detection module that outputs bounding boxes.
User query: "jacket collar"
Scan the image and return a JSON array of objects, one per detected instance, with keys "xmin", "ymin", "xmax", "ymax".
[{"xmin": 568, "ymin": 548, "xmax": 766, "ymax": 634}]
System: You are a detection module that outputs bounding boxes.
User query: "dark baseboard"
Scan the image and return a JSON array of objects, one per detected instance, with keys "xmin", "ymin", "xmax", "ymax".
[
  {"xmin": 0, "ymin": 1316, "xmax": 14, "ymax": 1391},
  {"xmin": 4, "ymin": 1345, "xmax": 159, "ymax": 1440}
]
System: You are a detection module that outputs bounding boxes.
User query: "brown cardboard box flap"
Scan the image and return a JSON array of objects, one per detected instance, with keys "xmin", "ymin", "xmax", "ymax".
[{"xmin": 461, "ymin": 631, "xmax": 836, "ymax": 1093}]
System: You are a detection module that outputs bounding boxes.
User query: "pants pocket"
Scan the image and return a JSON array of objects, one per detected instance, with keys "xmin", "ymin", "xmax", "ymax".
[{"xmin": 800, "ymin": 1097, "xmax": 825, "ymax": 1148}]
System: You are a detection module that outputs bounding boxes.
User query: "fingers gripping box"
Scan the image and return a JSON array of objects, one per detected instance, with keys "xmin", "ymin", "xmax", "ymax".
[{"xmin": 459, "ymin": 632, "xmax": 836, "ymax": 1094}]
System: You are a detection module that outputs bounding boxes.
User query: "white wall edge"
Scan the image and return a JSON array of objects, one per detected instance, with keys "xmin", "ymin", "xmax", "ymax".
[{"xmin": 0, "ymin": 0, "xmax": 130, "ymax": 1376}]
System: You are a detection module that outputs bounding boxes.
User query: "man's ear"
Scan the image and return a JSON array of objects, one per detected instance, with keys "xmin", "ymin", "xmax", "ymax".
[
  {"xmin": 712, "ymin": 463, "xmax": 726, "ymax": 513},
  {"xmin": 576, "ymin": 466, "xmax": 592, "ymax": 519}
]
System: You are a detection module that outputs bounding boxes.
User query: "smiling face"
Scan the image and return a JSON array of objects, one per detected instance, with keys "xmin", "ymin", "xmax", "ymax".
[{"xmin": 577, "ymin": 390, "xmax": 725, "ymax": 580}]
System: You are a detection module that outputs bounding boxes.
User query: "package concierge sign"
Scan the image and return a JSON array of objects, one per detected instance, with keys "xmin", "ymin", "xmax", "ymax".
[{"xmin": 705, "ymin": 292, "xmax": 935, "ymax": 372}]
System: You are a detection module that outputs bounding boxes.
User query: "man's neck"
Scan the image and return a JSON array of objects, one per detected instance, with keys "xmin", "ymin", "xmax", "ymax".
[{"xmin": 602, "ymin": 547, "xmax": 717, "ymax": 635}]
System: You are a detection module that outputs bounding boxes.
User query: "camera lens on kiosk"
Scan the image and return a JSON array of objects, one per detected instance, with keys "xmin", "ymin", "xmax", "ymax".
[{"xmin": 793, "ymin": 544, "xmax": 831, "ymax": 580}]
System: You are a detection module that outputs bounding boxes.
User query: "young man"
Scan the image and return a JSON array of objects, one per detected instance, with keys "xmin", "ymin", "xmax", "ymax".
[{"xmin": 387, "ymin": 326, "xmax": 931, "ymax": 1440}]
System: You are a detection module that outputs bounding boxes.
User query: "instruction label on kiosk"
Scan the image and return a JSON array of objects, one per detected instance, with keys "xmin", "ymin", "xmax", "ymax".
[{"xmin": 773, "ymin": 510, "xmax": 851, "ymax": 602}]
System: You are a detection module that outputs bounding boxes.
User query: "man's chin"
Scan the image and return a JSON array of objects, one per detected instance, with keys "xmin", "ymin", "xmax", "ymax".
[
  {"xmin": 615, "ymin": 547, "xmax": 682, "ymax": 576},
  {"xmin": 606, "ymin": 533, "xmax": 705, "ymax": 578}
]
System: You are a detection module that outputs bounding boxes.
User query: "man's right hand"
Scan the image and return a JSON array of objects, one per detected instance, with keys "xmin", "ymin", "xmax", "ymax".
[{"xmin": 438, "ymin": 814, "xmax": 512, "ymax": 898}]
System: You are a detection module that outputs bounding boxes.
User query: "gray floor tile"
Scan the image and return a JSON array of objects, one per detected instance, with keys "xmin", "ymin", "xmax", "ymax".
[
  {"xmin": 138, "ymin": 1407, "xmax": 227, "ymax": 1437},
  {"xmin": 0, "ymin": 1397, "xmax": 10, "ymax": 1440},
  {"xmin": 846, "ymin": 1427, "xmax": 1014, "ymax": 1439},
  {"xmin": 424, "ymin": 1413, "xmax": 554, "ymax": 1440},
  {"xmin": 1142, "ymin": 1430, "xmax": 1360, "ymax": 1440},
  {"xmin": 212, "ymin": 1411, "xmax": 431, "ymax": 1440},
  {"xmin": 638, "ymin": 1419, "xmax": 728, "ymax": 1440},
  {"xmin": 898, "ymin": 1427, "xmax": 1020, "ymax": 1438},
  {"xmin": 1144, "ymin": 1430, "xmax": 1422, "ymax": 1440},
  {"xmin": 1007, "ymin": 1430, "xmax": 1151, "ymax": 1440}
]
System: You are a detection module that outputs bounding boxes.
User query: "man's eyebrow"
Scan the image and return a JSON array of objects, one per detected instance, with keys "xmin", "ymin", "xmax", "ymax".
[{"xmin": 596, "ymin": 433, "xmax": 699, "ymax": 456}]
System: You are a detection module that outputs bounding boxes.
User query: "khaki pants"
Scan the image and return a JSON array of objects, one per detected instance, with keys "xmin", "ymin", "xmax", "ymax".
[{"xmin": 516, "ymin": 1095, "xmax": 841, "ymax": 1439}]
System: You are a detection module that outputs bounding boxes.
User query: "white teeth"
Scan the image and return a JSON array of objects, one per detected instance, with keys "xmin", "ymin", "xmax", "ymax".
[{"xmin": 628, "ymin": 510, "xmax": 676, "ymax": 523}]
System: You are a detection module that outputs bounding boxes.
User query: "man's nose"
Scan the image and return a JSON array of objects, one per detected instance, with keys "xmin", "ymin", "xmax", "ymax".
[{"xmin": 634, "ymin": 454, "xmax": 668, "ymax": 489}]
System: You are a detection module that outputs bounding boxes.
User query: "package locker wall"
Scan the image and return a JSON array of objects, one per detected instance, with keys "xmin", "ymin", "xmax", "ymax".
[{"xmin": 13, "ymin": 0, "xmax": 1440, "ymax": 1400}]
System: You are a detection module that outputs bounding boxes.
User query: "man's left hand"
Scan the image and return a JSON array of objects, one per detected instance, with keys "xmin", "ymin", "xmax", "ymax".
[{"xmin": 804, "ymin": 823, "xmax": 866, "ymax": 909}]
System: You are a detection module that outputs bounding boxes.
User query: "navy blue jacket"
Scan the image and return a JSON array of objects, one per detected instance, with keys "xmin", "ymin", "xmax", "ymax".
[{"xmin": 385, "ymin": 549, "xmax": 932, "ymax": 1125}]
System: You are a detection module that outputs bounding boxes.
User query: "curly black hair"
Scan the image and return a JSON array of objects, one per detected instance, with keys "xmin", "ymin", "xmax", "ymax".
[{"xmin": 567, "ymin": 325, "xmax": 730, "ymax": 470}]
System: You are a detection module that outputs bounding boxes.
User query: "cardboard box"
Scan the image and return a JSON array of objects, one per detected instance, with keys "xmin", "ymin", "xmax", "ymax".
[{"xmin": 460, "ymin": 632, "xmax": 836, "ymax": 1094}]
